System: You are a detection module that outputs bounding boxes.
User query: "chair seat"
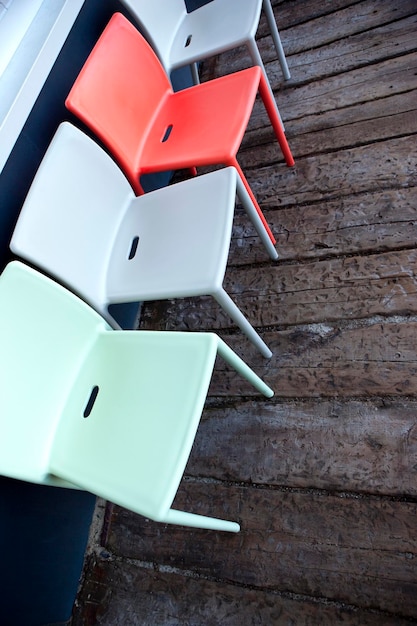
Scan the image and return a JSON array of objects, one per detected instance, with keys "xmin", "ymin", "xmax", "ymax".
[
  {"xmin": 50, "ymin": 330, "xmax": 219, "ymax": 519},
  {"xmin": 140, "ymin": 67, "xmax": 261, "ymax": 173},
  {"xmin": 107, "ymin": 166, "xmax": 236, "ymax": 301}
]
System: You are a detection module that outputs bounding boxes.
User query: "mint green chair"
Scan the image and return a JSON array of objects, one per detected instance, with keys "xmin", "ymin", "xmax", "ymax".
[{"xmin": 0, "ymin": 262, "xmax": 273, "ymax": 532}]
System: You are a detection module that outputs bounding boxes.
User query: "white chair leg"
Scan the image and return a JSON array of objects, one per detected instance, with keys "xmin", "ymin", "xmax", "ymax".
[
  {"xmin": 191, "ymin": 61, "xmax": 200, "ymax": 84},
  {"xmin": 215, "ymin": 288, "xmax": 273, "ymax": 359},
  {"xmin": 235, "ymin": 174, "xmax": 278, "ymax": 261},
  {"xmin": 216, "ymin": 336, "xmax": 274, "ymax": 397},
  {"xmin": 246, "ymin": 38, "xmax": 285, "ymax": 132},
  {"xmin": 262, "ymin": 0, "xmax": 291, "ymax": 80},
  {"xmin": 164, "ymin": 508, "xmax": 240, "ymax": 532}
]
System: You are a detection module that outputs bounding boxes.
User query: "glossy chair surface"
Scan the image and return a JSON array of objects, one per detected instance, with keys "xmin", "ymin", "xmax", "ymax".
[
  {"xmin": 121, "ymin": 0, "xmax": 290, "ymax": 84},
  {"xmin": 11, "ymin": 122, "xmax": 277, "ymax": 357},
  {"xmin": 0, "ymin": 261, "xmax": 273, "ymax": 532},
  {"xmin": 65, "ymin": 13, "xmax": 294, "ymax": 244}
]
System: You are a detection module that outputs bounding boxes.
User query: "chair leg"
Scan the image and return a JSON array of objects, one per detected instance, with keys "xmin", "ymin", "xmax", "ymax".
[
  {"xmin": 214, "ymin": 287, "xmax": 273, "ymax": 359},
  {"xmin": 246, "ymin": 38, "xmax": 285, "ymax": 132},
  {"xmin": 131, "ymin": 176, "xmax": 145, "ymax": 196},
  {"xmin": 257, "ymin": 71, "xmax": 295, "ymax": 167},
  {"xmin": 191, "ymin": 62, "xmax": 200, "ymax": 85},
  {"xmin": 262, "ymin": 0, "xmax": 291, "ymax": 80},
  {"xmin": 216, "ymin": 336, "xmax": 274, "ymax": 396},
  {"xmin": 235, "ymin": 174, "xmax": 278, "ymax": 261},
  {"xmin": 230, "ymin": 158, "xmax": 276, "ymax": 244},
  {"xmin": 164, "ymin": 508, "xmax": 240, "ymax": 532}
]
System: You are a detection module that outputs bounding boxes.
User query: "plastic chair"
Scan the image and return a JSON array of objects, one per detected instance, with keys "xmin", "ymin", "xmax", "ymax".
[
  {"xmin": 65, "ymin": 12, "xmax": 294, "ymax": 245},
  {"xmin": 0, "ymin": 261, "xmax": 274, "ymax": 532},
  {"xmin": 121, "ymin": 0, "xmax": 290, "ymax": 86},
  {"xmin": 11, "ymin": 122, "xmax": 277, "ymax": 357}
]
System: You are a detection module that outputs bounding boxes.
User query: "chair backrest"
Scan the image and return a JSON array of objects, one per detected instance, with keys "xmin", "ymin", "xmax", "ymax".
[
  {"xmin": 0, "ymin": 261, "xmax": 110, "ymax": 486},
  {"xmin": 120, "ymin": 0, "xmax": 187, "ymax": 70},
  {"xmin": 49, "ymin": 330, "xmax": 218, "ymax": 520},
  {"xmin": 65, "ymin": 13, "xmax": 172, "ymax": 184},
  {"xmin": 10, "ymin": 122, "xmax": 134, "ymax": 320}
]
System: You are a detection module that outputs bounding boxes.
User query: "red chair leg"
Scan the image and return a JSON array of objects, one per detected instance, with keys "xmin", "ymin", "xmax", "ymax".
[
  {"xmin": 258, "ymin": 73, "xmax": 295, "ymax": 167},
  {"xmin": 130, "ymin": 175, "xmax": 145, "ymax": 196},
  {"xmin": 231, "ymin": 159, "xmax": 276, "ymax": 245}
]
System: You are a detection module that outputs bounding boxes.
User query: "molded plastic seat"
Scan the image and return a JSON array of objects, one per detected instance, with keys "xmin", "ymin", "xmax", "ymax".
[
  {"xmin": 65, "ymin": 13, "xmax": 294, "ymax": 245},
  {"xmin": 0, "ymin": 261, "xmax": 274, "ymax": 532},
  {"xmin": 121, "ymin": 0, "xmax": 290, "ymax": 93},
  {"xmin": 11, "ymin": 122, "xmax": 277, "ymax": 357}
]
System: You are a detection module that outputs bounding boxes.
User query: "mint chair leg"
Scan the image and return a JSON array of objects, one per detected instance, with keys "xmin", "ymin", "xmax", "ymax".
[
  {"xmin": 217, "ymin": 337, "xmax": 274, "ymax": 396},
  {"xmin": 165, "ymin": 508, "xmax": 240, "ymax": 532}
]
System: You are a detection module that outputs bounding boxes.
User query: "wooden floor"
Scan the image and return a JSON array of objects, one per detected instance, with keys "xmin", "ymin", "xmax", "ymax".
[{"xmin": 72, "ymin": 1, "xmax": 417, "ymax": 623}]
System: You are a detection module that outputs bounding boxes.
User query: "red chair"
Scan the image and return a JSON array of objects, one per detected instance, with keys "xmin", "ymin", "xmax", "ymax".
[{"xmin": 65, "ymin": 13, "xmax": 294, "ymax": 244}]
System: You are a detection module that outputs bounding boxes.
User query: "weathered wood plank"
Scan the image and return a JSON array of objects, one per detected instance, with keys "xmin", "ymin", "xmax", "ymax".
[
  {"xmin": 204, "ymin": 5, "xmax": 417, "ymax": 91},
  {"xmin": 230, "ymin": 186, "xmax": 417, "ymax": 265},
  {"xmin": 243, "ymin": 51, "xmax": 417, "ymax": 136},
  {"xmin": 260, "ymin": 13, "xmax": 417, "ymax": 74},
  {"xmin": 245, "ymin": 96, "xmax": 417, "ymax": 159},
  {"xmin": 240, "ymin": 136, "xmax": 417, "ymax": 208},
  {"xmin": 204, "ymin": 320, "xmax": 417, "ymax": 398},
  {"xmin": 186, "ymin": 399, "xmax": 417, "ymax": 496},
  {"xmin": 266, "ymin": 0, "xmax": 417, "ymax": 55},
  {"xmin": 168, "ymin": 138, "xmax": 417, "ymax": 268},
  {"xmin": 140, "ymin": 249, "xmax": 417, "ymax": 331},
  {"xmin": 106, "ymin": 486, "xmax": 417, "ymax": 617},
  {"xmin": 288, "ymin": 89, "xmax": 417, "ymax": 139},
  {"xmin": 137, "ymin": 320, "xmax": 417, "ymax": 398},
  {"xmin": 72, "ymin": 556, "xmax": 415, "ymax": 626},
  {"xmin": 226, "ymin": 7, "xmax": 417, "ymax": 75},
  {"xmin": 266, "ymin": 0, "xmax": 363, "ymax": 32}
]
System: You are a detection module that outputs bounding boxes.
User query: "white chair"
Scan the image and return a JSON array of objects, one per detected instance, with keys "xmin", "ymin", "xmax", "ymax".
[
  {"xmin": 0, "ymin": 261, "xmax": 274, "ymax": 531},
  {"xmin": 120, "ymin": 0, "xmax": 290, "ymax": 122},
  {"xmin": 11, "ymin": 122, "xmax": 277, "ymax": 357},
  {"xmin": 122, "ymin": 0, "xmax": 290, "ymax": 82}
]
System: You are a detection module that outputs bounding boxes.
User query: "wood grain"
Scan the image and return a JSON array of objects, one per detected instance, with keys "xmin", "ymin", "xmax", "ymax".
[
  {"xmin": 105, "ymin": 486, "xmax": 417, "ymax": 616},
  {"xmin": 73, "ymin": 556, "xmax": 415, "ymax": 626},
  {"xmin": 186, "ymin": 399, "xmax": 417, "ymax": 496},
  {"xmin": 140, "ymin": 248, "xmax": 417, "ymax": 331}
]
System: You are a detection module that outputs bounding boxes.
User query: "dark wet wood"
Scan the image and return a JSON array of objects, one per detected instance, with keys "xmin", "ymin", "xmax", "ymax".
[
  {"xmin": 186, "ymin": 399, "xmax": 417, "ymax": 496},
  {"xmin": 72, "ymin": 0, "xmax": 417, "ymax": 623},
  {"xmin": 76, "ymin": 556, "xmax": 415, "ymax": 626},
  {"xmin": 104, "ymin": 487, "xmax": 417, "ymax": 616},
  {"xmin": 139, "ymin": 248, "xmax": 417, "ymax": 330}
]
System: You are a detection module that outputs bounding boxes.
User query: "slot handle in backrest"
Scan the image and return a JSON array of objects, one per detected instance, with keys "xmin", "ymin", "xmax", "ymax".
[
  {"xmin": 128, "ymin": 236, "xmax": 140, "ymax": 260},
  {"xmin": 161, "ymin": 124, "xmax": 173, "ymax": 142},
  {"xmin": 83, "ymin": 385, "xmax": 99, "ymax": 417}
]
